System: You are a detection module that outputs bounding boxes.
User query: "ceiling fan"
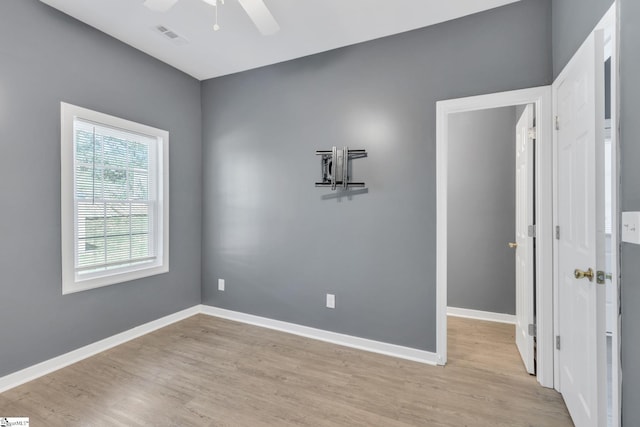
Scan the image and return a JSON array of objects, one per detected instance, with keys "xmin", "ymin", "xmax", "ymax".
[{"xmin": 143, "ymin": 0, "xmax": 280, "ymax": 35}]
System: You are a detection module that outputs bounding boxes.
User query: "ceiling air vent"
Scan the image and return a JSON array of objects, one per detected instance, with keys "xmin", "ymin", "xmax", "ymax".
[{"xmin": 154, "ymin": 25, "xmax": 189, "ymax": 45}]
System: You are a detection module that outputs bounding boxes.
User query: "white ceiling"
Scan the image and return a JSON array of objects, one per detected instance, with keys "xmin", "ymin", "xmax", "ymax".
[{"xmin": 40, "ymin": 0, "xmax": 519, "ymax": 80}]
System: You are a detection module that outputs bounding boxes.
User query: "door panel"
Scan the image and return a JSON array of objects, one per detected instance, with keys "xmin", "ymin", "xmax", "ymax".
[
  {"xmin": 515, "ymin": 104, "xmax": 535, "ymax": 375},
  {"xmin": 555, "ymin": 30, "xmax": 605, "ymax": 427}
]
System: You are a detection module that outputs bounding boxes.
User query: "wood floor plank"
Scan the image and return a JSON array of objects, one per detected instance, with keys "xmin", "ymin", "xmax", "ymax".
[{"xmin": 0, "ymin": 314, "xmax": 573, "ymax": 426}]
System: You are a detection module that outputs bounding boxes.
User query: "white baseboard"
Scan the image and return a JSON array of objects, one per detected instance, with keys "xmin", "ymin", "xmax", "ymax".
[
  {"xmin": 0, "ymin": 305, "xmax": 201, "ymax": 394},
  {"xmin": 447, "ymin": 306, "xmax": 516, "ymax": 324},
  {"xmin": 0, "ymin": 304, "xmax": 439, "ymax": 394},
  {"xmin": 200, "ymin": 305, "xmax": 438, "ymax": 366}
]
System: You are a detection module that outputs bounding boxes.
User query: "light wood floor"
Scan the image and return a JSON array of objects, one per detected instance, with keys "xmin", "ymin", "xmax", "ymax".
[{"xmin": 0, "ymin": 315, "xmax": 573, "ymax": 426}]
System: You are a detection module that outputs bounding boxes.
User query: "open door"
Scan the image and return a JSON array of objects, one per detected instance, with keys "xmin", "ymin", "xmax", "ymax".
[
  {"xmin": 514, "ymin": 104, "xmax": 535, "ymax": 375},
  {"xmin": 555, "ymin": 30, "xmax": 606, "ymax": 427}
]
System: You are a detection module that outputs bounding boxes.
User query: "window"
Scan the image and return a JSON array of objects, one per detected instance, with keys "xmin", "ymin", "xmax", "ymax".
[{"xmin": 61, "ymin": 103, "xmax": 169, "ymax": 294}]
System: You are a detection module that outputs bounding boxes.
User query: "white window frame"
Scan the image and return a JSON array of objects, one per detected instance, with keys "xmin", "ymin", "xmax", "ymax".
[{"xmin": 61, "ymin": 102, "xmax": 169, "ymax": 294}]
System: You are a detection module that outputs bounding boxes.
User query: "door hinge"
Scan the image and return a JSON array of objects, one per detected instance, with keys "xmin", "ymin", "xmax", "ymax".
[
  {"xmin": 556, "ymin": 335, "xmax": 561, "ymax": 350},
  {"xmin": 528, "ymin": 127, "xmax": 537, "ymax": 140},
  {"xmin": 555, "ymin": 225, "xmax": 560, "ymax": 240},
  {"xmin": 528, "ymin": 225, "xmax": 536, "ymax": 238},
  {"xmin": 528, "ymin": 323, "xmax": 537, "ymax": 337},
  {"xmin": 555, "ymin": 115, "xmax": 560, "ymax": 130}
]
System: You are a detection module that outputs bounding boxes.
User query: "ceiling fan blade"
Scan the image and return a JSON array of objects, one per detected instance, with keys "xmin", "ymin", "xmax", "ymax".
[
  {"xmin": 143, "ymin": 0, "xmax": 179, "ymax": 12},
  {"xmin": 237, "ymin": 0, "xmax": 280, "ymax": 36}
]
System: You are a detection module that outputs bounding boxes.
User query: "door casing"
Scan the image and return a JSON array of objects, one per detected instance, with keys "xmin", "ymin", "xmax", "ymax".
[{"xmin": 436, "ymin": 86, "xmax": 554, "ymax": 388}]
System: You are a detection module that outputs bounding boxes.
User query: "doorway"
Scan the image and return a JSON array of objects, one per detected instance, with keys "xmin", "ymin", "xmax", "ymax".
[
  {"xmin": 436, "ymin": 6, "xmax": 620, "ymax": 426},
  {"xmin": 435, "ymin": 87, "xmax": 554, "ymax": 388},
  {"xmin": 446, "ymin": 104, "xmax": 536, "ymax": 373}
]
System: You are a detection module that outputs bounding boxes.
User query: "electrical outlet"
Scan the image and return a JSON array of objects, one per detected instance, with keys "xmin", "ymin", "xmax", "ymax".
[
  {"xmin": 326, "ymin": 293, "xmax": 335, "ymax": 309},
  {"xmin": 218, "ymin": 278, "xmax": 225, "ymax": 291}
]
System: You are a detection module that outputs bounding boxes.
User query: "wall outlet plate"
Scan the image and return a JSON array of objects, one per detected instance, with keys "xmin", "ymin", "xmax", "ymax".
[
  {"xmin": 218, "ymin": 278, "xmax": 225, "ymax": 291},
  {"xmin": 326, "ymin": 293, "xmax": 335, "ymax": 309},
  {"xmin": 622, "ymin": 212, "xmax": 640, "ymax": 244}
]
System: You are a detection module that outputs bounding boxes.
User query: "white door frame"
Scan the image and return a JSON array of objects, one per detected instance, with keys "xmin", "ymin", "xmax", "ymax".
[
  {"xmin": 552, "ymin": 4, "xmax": 619, "ymax": 425},
  {"xmin": 436, "ymin": 86, "xmax": 554, "ymax": 388},
  {"xmin": 611, "ymin": 4, "xmax": 620, "ymax": 424}
]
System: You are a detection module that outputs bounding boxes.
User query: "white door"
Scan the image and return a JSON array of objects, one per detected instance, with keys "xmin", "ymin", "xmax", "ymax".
[
  {"xmin": 555, "ymin": 30, "xmax": 606, "ymax": 427},
  {"xmin": 514, "ymin": 104, "xmax": 535, "ymax": 375}
]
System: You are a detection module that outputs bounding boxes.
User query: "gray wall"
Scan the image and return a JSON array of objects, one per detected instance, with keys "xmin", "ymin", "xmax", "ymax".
[
  {"xmin": 552, "ymin": 0, "xmax": 614, "ymax": 77},
  {"xmin": 0, "ymin": 0, "xmax": 202, "ymax": 377},
  {"xmin": 619, "ymin": 0, "xmax": 640, "ymax": 424},
  {"xmin": 448, "ymin": 107, "xmax": 517, "ymax": 315},
  {"xmin": 201, "ymin": 0, "xmax": 552, "ymax": 351}
]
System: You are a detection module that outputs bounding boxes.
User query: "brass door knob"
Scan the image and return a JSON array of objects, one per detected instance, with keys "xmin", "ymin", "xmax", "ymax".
[
  {"xmin": 508, "ymin": 242, "xmax": 518, "ymax": 248},
  {"xmin": 574, "ymin": 268, "xmax": 594, "ymax": 282}
]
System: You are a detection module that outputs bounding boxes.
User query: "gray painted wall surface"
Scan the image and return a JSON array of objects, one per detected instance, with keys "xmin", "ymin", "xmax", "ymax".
[
  {"xmin": 448, "ymin": 107, "xmax": 517, "ymax": 315},
  {"xmin": 0, "ymin": 0, "xmax": 202, "ymax": 377},
  {"xmin": 619, "ymin": 0, "xmax": 640, "ymax": 423},
  {"xmin": 552, "ymin": 0, "xmax": 613, "ymax": 77},
  {"xmin": 201, "ymin": 0, "xmax": 551, "ymax": 351}
]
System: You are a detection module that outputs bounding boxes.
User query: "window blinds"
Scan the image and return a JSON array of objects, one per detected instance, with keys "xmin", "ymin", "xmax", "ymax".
[{"xmin": 73, "ymin": 118, "xmax": 157, "ymax": 273}]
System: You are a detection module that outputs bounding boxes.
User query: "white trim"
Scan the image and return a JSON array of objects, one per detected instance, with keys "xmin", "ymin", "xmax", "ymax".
[
  {"xmin": 611, "ymin": 3, "xmax": 621, "ymax": 425},
  {"xmin": 200, "ymin": 306, "xmax": 439, "ymax": 366},
  {"xmin": 436, "ymin": 99, "xmax": 448, "ymax": 367},
  {"xmin": 60, "ymin": 102, "xmax": 170, "ymax": 295},
  {"xmin": 447, "ymin": 307, "xmax": 516, "ymax": 325},
  {"xmin": 436, "ymin": 86, "xmax": 554, "ymax": 387},
  {"xmin": 0, "ymin": 306, "xmax": 200, "ymax": 394},
  {"xmin": 552, "ymin": 81, "xmax": 561, "ymax": 391},
  {"xmin": 536, "ymin": 89, "xmax": 555, "ymax": 390},
  {"xmin": 0, "ymin": 304, "xmax": 439, "ymax": 394}
]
